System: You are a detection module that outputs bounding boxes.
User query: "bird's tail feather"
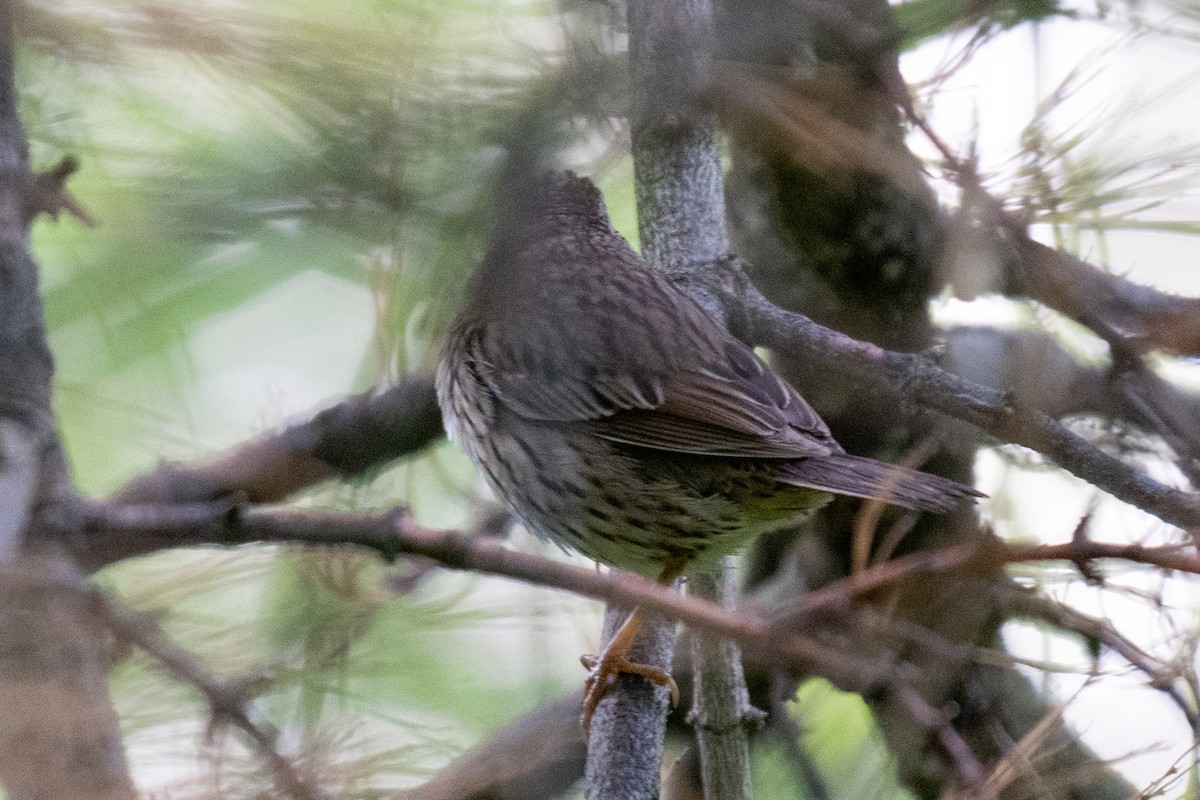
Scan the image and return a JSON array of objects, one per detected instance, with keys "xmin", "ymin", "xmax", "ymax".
[{"xmin": 777, "ymin": 454, "xmax": 981, "ymax": 513}]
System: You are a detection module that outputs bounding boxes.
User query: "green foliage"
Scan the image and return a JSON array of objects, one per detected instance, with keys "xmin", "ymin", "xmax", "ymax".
[
  {"xmin": 752, "ymin": 680, "xmax": 917, "ymax": 800},
  {"xmin": 16, "ymin": 0, "xmax": 1200, "ymax": 795},
  {"xmin": 893, "ymin": 0, "xmax": 1073, "ymax": 49},
  {"xmin": 19, "ymin": 0, "xmax": 598, "ymax": 793}
]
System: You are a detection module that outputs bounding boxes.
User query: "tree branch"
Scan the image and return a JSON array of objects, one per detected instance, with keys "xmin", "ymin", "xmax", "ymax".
[
  {"xmin": 687, "ymin": 562, "xmax": 761, "ymax": 800},
  {"xmin": 400, "ymin": 693, "xmax": 585, "ymax": 800},
  {"xmin": 93, "ymin": 498, "xmax": 1200, "ymax": 793},
  {"xmin": 1004, "ymin": 221, "xmax": 1200, "ymax": 359},
  {"xmin": 585, "ymin": 0, "xmax": 740, "ymax": 795},
  {"xmin": 92, "ymin": 590, "xmax": 332, "ymax": 800},
  {"xmin": 707, "ymin": 58, "xmax": 1200, "ymax": 525},
  {"xmin": 81, "ymin": 501, "xmax": 990, "ymax": 788},
  {"xmin": 99, "ymin": 282, "xmax": 1200, "ymax": 545},
  {"xmin": 99, "ymin": 276, "xmax": 1200, "ymax": 547},
  {"xmin": 111, "ymin": 377, "xmax": 442, "ymax": 505},
  {"xmin": 721, "ymin": 263, "xmax": 1200, "ymax": 530}
]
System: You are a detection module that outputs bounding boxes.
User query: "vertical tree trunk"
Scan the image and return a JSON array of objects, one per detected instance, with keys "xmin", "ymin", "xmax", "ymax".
[
  {"xmin": 0, "ymin": 3, "xmax": 138, "ymax": 797},
  {"xmin": 587, "ymin": 2, "xmax": 755, "ymax": 799},
  {"xmin": 0, "ymin": 552, "xmax": 139, "ymax": 800}
]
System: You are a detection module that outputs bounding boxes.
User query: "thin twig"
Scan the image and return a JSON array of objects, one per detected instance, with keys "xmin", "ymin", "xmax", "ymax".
[
  {"xmin": 783, "ymin": 536, "xmax": 1200, "ymax": 621},
  {"xmin": 775, "ymin": 530, "xmax": 1198, "ymax": 731},
  {"xmin": 90, "ymin": 589, "xmax": 331, "ymax": 800},
  {"xmin": 83, "ymin": 500, "xmax": 990, "ymax": 788}
]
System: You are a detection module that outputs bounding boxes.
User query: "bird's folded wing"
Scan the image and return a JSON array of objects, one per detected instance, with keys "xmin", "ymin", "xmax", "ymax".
[
  {"xmin": 588, "ymin": 410, "xmax": 832, "ymax": 458},
  {"xmin": 471, "ymin": 320, "xmax": 840, "ymax": 459},
  {"xmin": 467, "ymin": 329, "xmax": 664, "ymax": 420},
  {"xmin": 589, "ymin": 357, "xmax": 837, "ymax": 458}
]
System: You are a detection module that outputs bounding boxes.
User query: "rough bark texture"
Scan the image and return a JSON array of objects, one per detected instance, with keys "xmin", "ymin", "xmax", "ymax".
[
  {"xmin": 687, "ymin": 562, "xmax": 757, "ymax": 800},
  {"xmin": 0, "ymin": 554, "xmax": 136, "ymax": 800},
  {"xmin": 0, "ymin": 3, "xmax": 138, "ymax": 796},
  {"xmin": 2, "ymin": 1, "xmax": 1186, "ymax": 797},
  {"xmin": 584, "ymin": 606, "xmax": 677, "ymax": 800},
  {"xmin": 587, "ymin": 1, "xmax": 753, "ymax": 798}
]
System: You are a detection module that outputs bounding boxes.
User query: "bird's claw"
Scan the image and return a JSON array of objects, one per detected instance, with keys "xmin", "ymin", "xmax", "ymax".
[{"xmin": 580, "ymin": 652, "xmax": 679, "ymax": 732}]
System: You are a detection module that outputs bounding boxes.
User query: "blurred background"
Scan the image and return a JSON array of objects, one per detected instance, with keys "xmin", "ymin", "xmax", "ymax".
[{"xmin": 15, "ymin": 0, "xmax": 1200, "ymax": 796}]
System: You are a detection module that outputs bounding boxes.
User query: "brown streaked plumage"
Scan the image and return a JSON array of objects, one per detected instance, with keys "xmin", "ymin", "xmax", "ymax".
[{"xmin": 437, "ymin": 171, "xmax": 979, "ymax": 726}]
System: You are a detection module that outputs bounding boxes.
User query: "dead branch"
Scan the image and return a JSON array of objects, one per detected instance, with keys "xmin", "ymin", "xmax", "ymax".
[
  {"xmin": 1004, "ymin": 228, "xmax": 1200, "ymax": 359},
  {"xmin": 722, "ymin": 262, "xmax": 1200, "ymax": 530},
  {"xmin": 91, "ymin": 590, "xmax": 331, "ymax": 800},
  {"xmin": 400, "ymin": 694, "xmax": 585, "ymax": 800},
  {"xmin": 81, "ymin": 500, "xmax": 990, "ymax": 788},
  {"xmin": 111, "ymin": 377, "xmax": 442, "ymax": 505},
  {"xmin": 25, "ymin": 156, "xmax": 95, "ymax": 226}
]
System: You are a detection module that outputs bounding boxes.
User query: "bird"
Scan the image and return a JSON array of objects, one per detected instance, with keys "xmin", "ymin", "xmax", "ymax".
[{"xmin": 436, "ymin": 171, "xmax": 979, "ymax": 729}]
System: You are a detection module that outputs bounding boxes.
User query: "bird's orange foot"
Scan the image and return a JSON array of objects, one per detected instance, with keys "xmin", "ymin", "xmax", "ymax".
[{"xmin": 580, "ymin": 650, "xmax": 680, "ymax": 732}]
